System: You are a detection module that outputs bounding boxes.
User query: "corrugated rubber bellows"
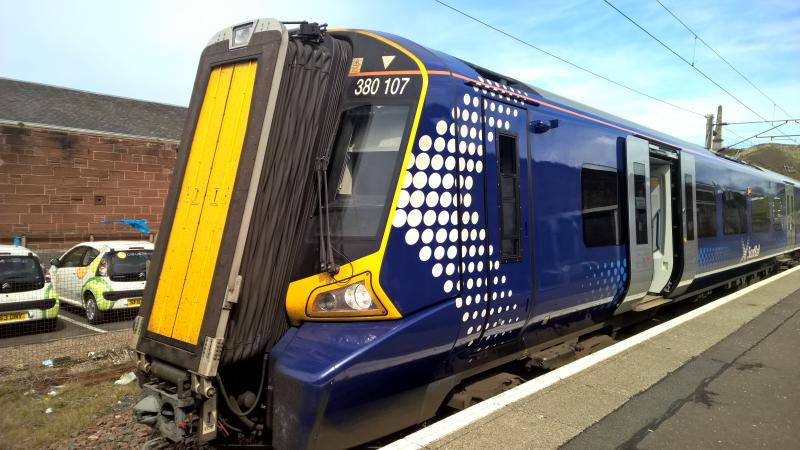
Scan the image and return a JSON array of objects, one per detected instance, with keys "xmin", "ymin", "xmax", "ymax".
[{"xmin": 221, "ymin": 34, "xmax": 352, "ymax": 365}]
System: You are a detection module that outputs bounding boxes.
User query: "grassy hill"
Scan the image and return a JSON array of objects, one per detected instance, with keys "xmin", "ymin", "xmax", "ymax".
[{"xmin": 720, "ymin": 143, "xmax": 800, "ymax": 179}]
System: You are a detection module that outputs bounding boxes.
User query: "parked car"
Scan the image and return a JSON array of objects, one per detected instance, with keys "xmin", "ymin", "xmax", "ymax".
[
  {"xmin": 0, "ymin": 245, "xmax": 59, "ymax": 331},
  {"xmin": 49, "ymin": 241, "xmax": 153, "ymax": 323}
]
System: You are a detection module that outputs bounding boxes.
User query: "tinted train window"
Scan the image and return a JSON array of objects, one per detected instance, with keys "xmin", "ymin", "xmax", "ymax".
[
  {"xmin": 696, "ymin": 186, "xmax": 717, "ymax": 238},
  {"xmin": 497, "ymin": 133, "xmax": 520, "ymax": 261},
  {"xmin": 633, "ymin": 163, "xmax": 648, "ymax": 245},
  {"xmin": 722, "ymin": 190, "xmax": 747, "ymax": 235},
  {"xmin": 751, "ymin": 193, "xmax": 770, "ymax": 233},
  {"xmin": 773, "ymin": 187, "xmax": 785, "ymax": 231},
  {"xmin": 582, "ymin": 165, "xmax": 621, "ymax": 247},
  {"xmin": 685, "ymin": 174, "xmax": 695, "ymax": 241}
]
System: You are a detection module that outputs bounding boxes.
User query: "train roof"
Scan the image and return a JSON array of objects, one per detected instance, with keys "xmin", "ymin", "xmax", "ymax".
[
  {"xmin": 452, "ymin": 60, "xmax": 799, "ymax": 182},
  {"xmin": 364, "ymin": 30, "xmax": 799, "ymax": 186},
  {"xmin": 458, "ymin": 62, "xmax": 799, "ymax": 185}
]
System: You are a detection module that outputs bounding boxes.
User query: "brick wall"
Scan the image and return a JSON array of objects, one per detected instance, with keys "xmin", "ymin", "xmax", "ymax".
[{"xmin": 0, "ymin": 124, "xmax": 177, "ymax": 252}]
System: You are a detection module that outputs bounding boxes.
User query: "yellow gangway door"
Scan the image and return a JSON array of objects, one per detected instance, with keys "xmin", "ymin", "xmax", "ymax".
[{"xmin": 147, "ymin": 61, "xmax": 257, "ymax": 345}]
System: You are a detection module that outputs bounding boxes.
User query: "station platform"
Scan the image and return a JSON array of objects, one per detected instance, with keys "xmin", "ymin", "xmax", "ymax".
[{"xmin": 385, "ymin": 266, "xmax": 800, "ymax": 450}]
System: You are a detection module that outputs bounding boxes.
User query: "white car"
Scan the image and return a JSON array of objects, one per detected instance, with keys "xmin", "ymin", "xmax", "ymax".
[
  {"xmin": 49, "ymin": 241, "xmax": 153, "ymax": 323},
  {"xmin": 0, "ymin": 245, "xmax": 59, "ymax": 331}
]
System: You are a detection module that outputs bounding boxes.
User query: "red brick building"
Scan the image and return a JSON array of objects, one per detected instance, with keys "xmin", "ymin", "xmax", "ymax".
[{"xmin": 0, "ymin": 78, "xmax": 186, "ymax": 254}]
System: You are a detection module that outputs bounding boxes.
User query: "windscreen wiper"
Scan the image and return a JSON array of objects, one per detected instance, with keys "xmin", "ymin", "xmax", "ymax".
[{"xmin": 316, "ymin": 156, "xmax": 339, "ymax": 275}]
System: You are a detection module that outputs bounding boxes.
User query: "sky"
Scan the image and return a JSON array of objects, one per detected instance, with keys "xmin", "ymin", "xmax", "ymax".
[{"xmin": 1, "ymin": 0, "xmax": 798, "ymax": 147}]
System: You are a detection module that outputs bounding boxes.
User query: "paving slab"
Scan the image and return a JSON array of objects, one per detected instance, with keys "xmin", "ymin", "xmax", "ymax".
[
  {"xmin": 408, "ymin": 267, "xmax": 800, "ymax": 450},
  {"xmin": 564, "ymin": 288, "xmax": 800, "ymax": 450}
]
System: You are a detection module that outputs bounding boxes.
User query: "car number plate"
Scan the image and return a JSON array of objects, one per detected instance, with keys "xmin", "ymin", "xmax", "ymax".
[
  {"xmin": 127, "ymin": 298, "xmax": 142, "ymax": 306},
  {"xmin": 0, "ymin": 312, "xmax": 28, "ymax": 322}
]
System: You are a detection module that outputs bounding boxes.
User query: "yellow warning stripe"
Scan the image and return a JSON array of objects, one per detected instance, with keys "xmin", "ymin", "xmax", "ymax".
[{"xmin": 148, "ymin": 61, "xmax": 257, "ymax": 344}]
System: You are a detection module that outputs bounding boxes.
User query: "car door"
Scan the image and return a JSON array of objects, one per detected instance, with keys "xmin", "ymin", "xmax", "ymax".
[
  {"xmin": 54, "ymin": 246, "xmax": 86, "ymax": 304},
  {"xmin": 76, "ymin": 247, "xmax": 100, "ymax": 302}
]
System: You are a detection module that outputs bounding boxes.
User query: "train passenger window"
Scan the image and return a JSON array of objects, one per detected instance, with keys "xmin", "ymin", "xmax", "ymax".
[
  {"xmin": 696, "ymin": 186, "xmax": 717, "ymax": 238},
  {"xmin": 633, "ymin": 163, "xmax": 648, "ymax": 245},
  {"xmin": 497, "ymin": 133, "xmax": 520, "ymax": 261},
  {"xmin": 751, "ymin": 193, "xmax": 770, "ymax": 233},
  {"xmin": 581, "ymin": 165, "xmax": 621, "ymax": 247},
  {"xmin": 773, "ymin": 187, "xmax": 785, "ymax": 231},
  {"xmin": 685, "ymin": 174, "xmax": 695, "ymax": 241},
  {"xmin": 722, "ymin": 190, "xmax": 748, "ymax": 235}
]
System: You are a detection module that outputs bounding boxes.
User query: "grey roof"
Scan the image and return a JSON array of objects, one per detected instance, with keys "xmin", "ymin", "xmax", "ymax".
[{"xmin": 0, "ymin": 78, "xmax": 187, "ymax": 141}]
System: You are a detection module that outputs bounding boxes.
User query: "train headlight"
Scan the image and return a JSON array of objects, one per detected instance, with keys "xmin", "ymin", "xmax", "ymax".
[
  {"xmin": 344, "ymin": 283, "xmax": 373, "ymax": 310},
  {"xmin": 308, "ymin": 279, "xmax": 387, "ymax": 318},
  {"xmin": 315, "ymin": 292, "xmax": 337, "ymax": 312},
  {"xmin": 231, "ymin": 22, "xmax": 254, "ymax": 48}
]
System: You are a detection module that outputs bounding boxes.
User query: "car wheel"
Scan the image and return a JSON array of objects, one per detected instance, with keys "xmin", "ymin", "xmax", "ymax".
[
  {"xmin": 84, "ymin": 293, "xmax": 103, "ymax": 324},
  {"xmin": 43, "ymin": 318, "xmax": 58, "ymax": 332}
]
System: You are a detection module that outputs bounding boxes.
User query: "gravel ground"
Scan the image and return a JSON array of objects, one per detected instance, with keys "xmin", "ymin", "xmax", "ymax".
[{"xmin": 43, "ymin": 398, "xmax": 155, "ymax": 450}]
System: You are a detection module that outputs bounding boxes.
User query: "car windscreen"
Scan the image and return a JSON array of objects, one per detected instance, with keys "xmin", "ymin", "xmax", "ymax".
[
  {"xmin": 108, "ymin": 250, "xmax": 153, "ymax": 281},
  {"xmin": 0, "ymin": 256, "xmax": 45, "ymax": 293}
]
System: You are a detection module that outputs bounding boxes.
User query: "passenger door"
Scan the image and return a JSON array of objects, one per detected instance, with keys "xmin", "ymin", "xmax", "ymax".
[
  {"xmin": 673, "ymin": 153, "xmax": 697, "ymax": 295},
  {"xmin": 473, "ymin": 98, "xmax": 532, "ymax": 349},
  {"xmin": 786, "ymin": 183, "xmax": 795, "ymax": 248},
  {"xmin": 615, "ymin": 136, "xmax": 653, "ymax": 314},
  {"xmin": 54, "ymin": 246, "xmax": 86, "ymax": 304}
]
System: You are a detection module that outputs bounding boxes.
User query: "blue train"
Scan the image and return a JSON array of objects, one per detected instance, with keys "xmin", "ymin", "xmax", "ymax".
[{"xmin": 131, "ymin": 19, "xmax": 800, "ymax": 449}]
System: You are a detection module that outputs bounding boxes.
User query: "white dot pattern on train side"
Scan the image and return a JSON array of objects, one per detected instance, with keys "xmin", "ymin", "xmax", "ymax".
[
  {"xmin": 699, "ymin": 246, "xmax": 727, "ymax": 270},
  {"xmin": 392, "ymin": 83, "xmax": 530, "ymax": 350},
  {"xmin": 579, "ymin": 260, "xmax": 628, "ymax": 303}
]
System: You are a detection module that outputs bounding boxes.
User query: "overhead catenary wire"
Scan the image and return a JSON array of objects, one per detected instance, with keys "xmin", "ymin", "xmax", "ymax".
[
  {"xmin": 757, "ymin": 135, "xmax": 800, "ymax": 139},
  {"xmin": 721, "ymin": 128, "xmax": 757, "ymax": 151},
  {"xmin": 432, "ymin": 0, "xmax": 705, "ymax": 118},
  {"xmin": 721, "ymin": 121, "xmax": 787, "ymax": 150},
  {"xmin": 725, "ymin": 128, "xmax": 748, "ymax": 143},
  {"xmin": 602, "ymin": 0, "xmax": 798, "ymax": 144},
  {"xmin": 723, "ymin": 119, "xmax": 800, "ymax": 125},
  {"xmin": 653, "ymin": 0, "xmax": 797, "ymax": 122}
]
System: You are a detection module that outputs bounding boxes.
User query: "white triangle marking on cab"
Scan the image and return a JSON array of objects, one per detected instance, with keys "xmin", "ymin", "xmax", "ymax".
[{"xmin": 382, "ymin": 55, "xmax": 396, "ymax": 69}]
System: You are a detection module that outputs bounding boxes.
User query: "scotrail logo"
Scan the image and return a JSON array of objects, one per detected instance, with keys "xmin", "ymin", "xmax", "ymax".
[{"xmin": 740, "ymin": 239, "xmax": 761, "ymax": 262}]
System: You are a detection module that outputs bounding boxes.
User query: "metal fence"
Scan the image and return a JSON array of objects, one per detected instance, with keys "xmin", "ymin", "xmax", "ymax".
[{"xmin": 0, "ymin": 233, "xmax": 153, "ymax": 383}]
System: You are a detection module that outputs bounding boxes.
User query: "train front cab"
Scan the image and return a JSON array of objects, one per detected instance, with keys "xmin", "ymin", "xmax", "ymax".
[
  {"xmin": 271, "ymin": 36, "xmax": 540, "ymax": 448},
  {"xmin": 131, "ymin": 20, "xmax": 478, "ymax": 449}
]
